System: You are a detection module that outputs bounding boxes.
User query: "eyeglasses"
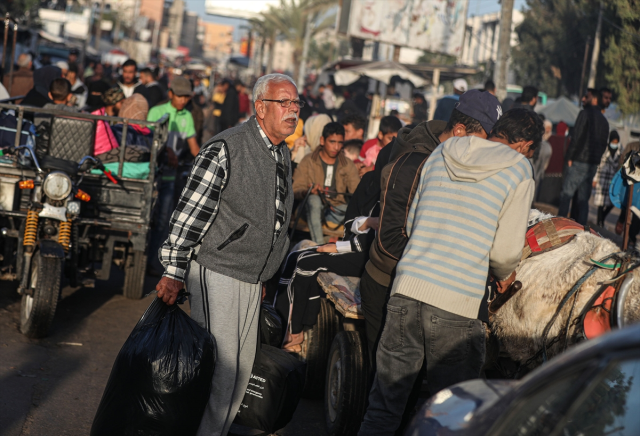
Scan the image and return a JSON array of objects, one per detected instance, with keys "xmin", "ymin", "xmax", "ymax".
[{"xmin": 260, "ymin": 98, "xmax": 306, "ymax": 108}]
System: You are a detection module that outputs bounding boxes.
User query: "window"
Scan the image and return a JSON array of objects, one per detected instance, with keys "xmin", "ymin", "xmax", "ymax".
[
  {"xmin": 558, "ymin": 358, "xmax": 640, "ymax": 436},
  {"xmin": 491, "ymin": 366, "xmax": 594, "ymax": 436}
]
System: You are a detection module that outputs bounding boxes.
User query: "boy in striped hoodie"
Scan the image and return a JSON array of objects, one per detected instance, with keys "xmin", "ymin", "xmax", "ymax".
[{"xmin": 358, "ymin": 109, "xmax": 544, "ymax": 436}]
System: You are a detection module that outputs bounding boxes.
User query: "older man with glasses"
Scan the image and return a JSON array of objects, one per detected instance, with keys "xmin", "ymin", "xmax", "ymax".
[{"xmin": 155, "ymin": 73, "xmax": 300, "ymax": 436}]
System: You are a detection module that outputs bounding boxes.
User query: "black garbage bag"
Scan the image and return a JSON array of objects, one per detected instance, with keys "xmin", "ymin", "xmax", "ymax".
[
  {"xmin": 233, "ymin": 344, "xmax": 306, "ymax": 433},
  {"xmin": 260, "ymin": 303, "xmax": 283, "ymax": 347},
  {"xmin": 91, "ymin": 295, "xmax": 216, "ymax": 436}
]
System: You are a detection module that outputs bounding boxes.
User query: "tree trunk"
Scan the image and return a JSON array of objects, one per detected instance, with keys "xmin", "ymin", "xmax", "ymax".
[
  {"xmin": 292, "ymin": 49, "xmax": 301, "ymax": 84},
  {"xmin": 266, "ymin": 32, "xmax": 276, "ymax": 74},
  {"xmin": 259, "ymin": 38, "xmax": 266, "ymax": 76}
]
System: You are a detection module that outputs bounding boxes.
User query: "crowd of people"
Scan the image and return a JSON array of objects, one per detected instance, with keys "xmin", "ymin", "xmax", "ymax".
[
  {"xmin": 0, "ymin": 52, "xmax": 627, "ymax": 435},
  {"xmin": 148, "ymin": 71, "xmax": 552, "ymax": 436}
]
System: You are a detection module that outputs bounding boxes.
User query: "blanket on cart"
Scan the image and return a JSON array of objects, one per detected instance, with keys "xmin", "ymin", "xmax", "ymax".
[{"xmin": 317, "ymin": 273, "xmax": 363, "ymax": 319}]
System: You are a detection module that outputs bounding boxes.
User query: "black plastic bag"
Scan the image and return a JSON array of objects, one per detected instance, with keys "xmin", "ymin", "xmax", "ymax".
[
  {"xmin": 91, "ymin": 295, "xmax": 216, "ymax": 436},
  {"xmin": 260, "ymin": 303, "xmax": 283, "ymax": 347},
  {"xmin": 233, "ymin": 344, "xmax": 306, "ymax": 433}
]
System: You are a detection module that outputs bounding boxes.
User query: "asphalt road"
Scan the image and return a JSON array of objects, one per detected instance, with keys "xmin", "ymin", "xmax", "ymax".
[{"xmin": 0, "ymin": 268, "xmax": 327, "ymax": 436}]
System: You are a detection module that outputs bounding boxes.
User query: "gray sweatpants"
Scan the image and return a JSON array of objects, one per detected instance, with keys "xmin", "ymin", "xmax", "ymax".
[{"xmin": 187, "ymin": 260, "xmax": 261, "ymax": 436}]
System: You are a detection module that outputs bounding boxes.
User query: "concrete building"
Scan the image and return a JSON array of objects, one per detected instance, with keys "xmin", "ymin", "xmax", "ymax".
[
  {"xmin": 201, "ymin": 22, "xmax": 234, "ymax": 60},
  {"xmin": 180, "ymin": 11, "xmax": 202, "ymax": 56},
  {"xmin": 271, "ymin": 39, "xmax": 295, "ymax": 73},
  {"xmin": 167, "ymin": 0, "xmax": 185, "ymax": 48},
  {"xmin": 460, "ymin": 10, "xmax": 523, "ymax": 68}
]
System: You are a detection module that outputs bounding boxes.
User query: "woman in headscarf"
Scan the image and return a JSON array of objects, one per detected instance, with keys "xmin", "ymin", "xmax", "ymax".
[
  {"xmin": 111, "ymin": 93, "xmax": 152, "ymax": 147},
  {"xmin": 20, "ymin": 66, "xmax": 62, "ymax": 108},
  {"xmin": 593, "ymin": 130, "xmax": 622, "ymax": 227},
  {"xmin": 304, "ymin": 113, "xmax": 332, "ymax": 152}
]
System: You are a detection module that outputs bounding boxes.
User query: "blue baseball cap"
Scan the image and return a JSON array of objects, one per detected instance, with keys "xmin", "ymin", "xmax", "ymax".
[{"xmin": 454, "ymin": 89, "xmax": 503, "ymax": 135}]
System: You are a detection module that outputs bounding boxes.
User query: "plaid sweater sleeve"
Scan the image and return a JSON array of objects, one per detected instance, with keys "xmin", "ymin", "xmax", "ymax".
[{"xmin": 160, "ymin": 141, "xmax": 228, "ymax": 281}]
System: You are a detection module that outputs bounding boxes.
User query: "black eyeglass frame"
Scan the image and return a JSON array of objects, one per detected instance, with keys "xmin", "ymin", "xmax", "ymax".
[{"xmin": 260, "ymin": 98, "xmax": 306, "ymax": 108}]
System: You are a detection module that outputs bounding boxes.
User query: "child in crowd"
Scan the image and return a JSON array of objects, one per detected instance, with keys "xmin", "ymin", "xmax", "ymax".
[
  {"xmin": 358, "ymin": 115, "xmax": 403, "ymax": 175},
  {"xmin": 343, "ymin": 139, "xmax": 363, "ymax": 163}
]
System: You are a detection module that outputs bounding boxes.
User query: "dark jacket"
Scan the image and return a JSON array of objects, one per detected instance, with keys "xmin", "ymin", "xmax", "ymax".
[
  {"xmin": 144, "ymin": 82, "xmax": 165, "ymax": 108},
  {"xmin": 196, "ymin": 117, "xmax": 294, "ymax": 283},
  {"xmin": 220, "ymin": 86, "xmax": 240, "ymax": 130},
  {"xmin": 566, "ymin": 105, "xmax": 610, "ymax": 165},
  {"xmin": 366, "ymin": 120, "xmax": 446, "ymax": 286},
  {"xmin": 433, "ymin": 95, "xmax": 459, "ymax": 122}
]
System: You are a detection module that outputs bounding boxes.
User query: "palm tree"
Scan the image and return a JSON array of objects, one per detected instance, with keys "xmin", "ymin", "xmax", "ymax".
[{"xmin": 257, "ymin": 0, "xmax": 338, "ymax": 82}]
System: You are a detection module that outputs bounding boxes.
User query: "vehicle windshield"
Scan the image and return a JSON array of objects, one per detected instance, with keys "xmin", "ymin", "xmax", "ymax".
[{"xmin": 558, "ymin": 358, "xmax": 640, "ymax": 436}]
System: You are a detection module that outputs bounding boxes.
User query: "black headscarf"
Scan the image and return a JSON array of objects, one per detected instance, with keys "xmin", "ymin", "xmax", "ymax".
[
  {"xmin": 33, "ymin": 66, "xmax": 62, "ymax": 97},
  {"xmin": 20, "ymin": 66, "xmax": 62, "ymax": 108}
]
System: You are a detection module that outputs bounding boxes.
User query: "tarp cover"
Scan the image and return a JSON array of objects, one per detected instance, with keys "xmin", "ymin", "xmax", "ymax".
[
  {"xmin": 537, "ymin": 96, "xmax": 581, "ymax": 126},
  {"xmin": 334, "ymin": 60, "xmax": 426, "ymax": 87}
]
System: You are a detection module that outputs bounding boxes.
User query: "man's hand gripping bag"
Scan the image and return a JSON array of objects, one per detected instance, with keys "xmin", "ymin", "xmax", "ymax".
[{"xmin": 91, "ymin": 295, "xmax": 216, "ymax": 436}]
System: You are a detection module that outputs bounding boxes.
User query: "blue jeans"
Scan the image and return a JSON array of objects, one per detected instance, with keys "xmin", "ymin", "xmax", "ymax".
[
  {"xmin": 558, "ymin": 162, "xmax": 598, "ymax": 225},
  {"xmin": 305, "ymin": 194, "xmax": 347, "ymax": 243},
  {"xmin": 358, "ymin": 295, "xmax": 486, "ymax": 436},
  {"xmin": 149, "ymin": 179, "xmax": 175, "ymax": 268}
]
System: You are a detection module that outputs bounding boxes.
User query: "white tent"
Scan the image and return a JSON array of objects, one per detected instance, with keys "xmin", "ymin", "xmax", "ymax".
[
  {"xmin": 333, "ymin": 60, "xmax": 427, "ymax": 87},
  {"xmin": 537, "ymin": 96, "xmax": 581, "ymax": 126}
]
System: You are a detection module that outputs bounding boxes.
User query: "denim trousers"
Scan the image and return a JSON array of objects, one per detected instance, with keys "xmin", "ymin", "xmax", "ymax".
[
  {"xmin": 358, "ymin": 294, "xmax": 486, "ymax": 436},
  {"xmin": 148, "ymin": 179, "xmax": 175, "ymax": 268},
  {"xmin": 558, "ymin": 162, "xmax": 598, "ymax": 225},
  {"xmin": 305, "ymin": 194, "xmax": 347, "ymax": 243}
]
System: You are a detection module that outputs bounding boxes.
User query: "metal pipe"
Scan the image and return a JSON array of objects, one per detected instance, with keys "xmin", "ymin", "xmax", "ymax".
[
  {"xmin": 118, "ymin": 121, "xmax": 128, "ymax": 178},
  {"xmin": 1, "ymin": 14, "xmax": 9, "ymax": 78},
  {"xmin": 8, "ymin": 23, "xmax": 17, "ymax": 95},
  {"xmin": 13, "ymin": 106, "xmax": 23, "ymax": 149}
]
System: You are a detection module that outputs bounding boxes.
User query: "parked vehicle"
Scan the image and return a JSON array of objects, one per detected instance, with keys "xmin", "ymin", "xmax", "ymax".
[
  {"xmin": 406, "ymin": 323, "xmax": 640, "ymax": 436},
  {"xmin": 0, "ymin": 103, "xmax": 168, "ymax": 338}
]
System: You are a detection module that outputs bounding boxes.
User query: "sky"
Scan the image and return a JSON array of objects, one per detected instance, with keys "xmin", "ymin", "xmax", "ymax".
[{"xmin": 185, "ymin": 0, "xmax": 530, "ymax": 41}]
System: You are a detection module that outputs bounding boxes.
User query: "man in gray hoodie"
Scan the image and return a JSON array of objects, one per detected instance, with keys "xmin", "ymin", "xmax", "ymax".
[{"xmin": 358, "ymin": 109, "xmax": 543, "ymax": 436}]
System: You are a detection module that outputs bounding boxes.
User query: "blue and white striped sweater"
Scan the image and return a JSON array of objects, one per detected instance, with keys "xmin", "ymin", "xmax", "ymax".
[{"xmin": 393, "ymin": 143, "xmax": 534, "ymax": 319}]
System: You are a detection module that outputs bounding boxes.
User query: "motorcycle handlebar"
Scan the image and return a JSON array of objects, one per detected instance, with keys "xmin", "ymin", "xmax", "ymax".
[{"xmin": 2, "ymin": 147, "xmax": 118, "ymax": 185}]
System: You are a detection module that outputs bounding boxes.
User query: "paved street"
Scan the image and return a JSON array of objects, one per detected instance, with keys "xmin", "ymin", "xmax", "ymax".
[{"xmin": 0, "ymin": 268, "xmax": 326, "ymax": 436}]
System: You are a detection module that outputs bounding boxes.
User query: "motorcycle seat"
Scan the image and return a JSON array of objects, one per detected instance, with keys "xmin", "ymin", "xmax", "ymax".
[{"xmin": 39, "ymin": 154, "xmax": 78, "ymax": 176}]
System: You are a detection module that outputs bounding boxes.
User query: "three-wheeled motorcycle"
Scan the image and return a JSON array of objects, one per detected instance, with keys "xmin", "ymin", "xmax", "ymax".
[{"xmin": 0, "ymin": 103, "xmax": 168, "ymax": 338}]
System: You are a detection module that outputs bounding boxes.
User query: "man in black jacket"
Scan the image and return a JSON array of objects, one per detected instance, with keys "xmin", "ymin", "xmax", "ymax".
[
  {"xmin": 361, "ymin": 90, "xmax": 502, "ymax": 361},
  {"xmin": 139, "ymin": 67, "xmax": 165, "ymax": 108},
  {"xmin": 558, "ymin": 89, "xmax": 610, "ymax": 224}
]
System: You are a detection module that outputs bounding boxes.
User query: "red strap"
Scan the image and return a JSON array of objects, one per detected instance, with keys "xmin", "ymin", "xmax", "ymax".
[{"xmin": 526, "ymin": 228, "xmax": 541, "ymax": 252}]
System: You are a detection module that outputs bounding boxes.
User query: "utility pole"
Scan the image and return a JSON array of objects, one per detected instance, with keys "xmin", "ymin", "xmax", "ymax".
[
  {"xmin": 587, "ymin": 2, "xmax": 603, "ymax": 89},
  {"xmin": 94, "ymin": 0, "xmax": 105, "ymax": 51},
  {"xmin": 579, "ymin": 37, "xmax": 591, "ymax": 98},
  {"xmin": 298, "ymin": 12, "xmax": 313, "ymax": 88},
  {"xmin": 493, "ymin": 0, "xmax": 514, "ymax": 103}
]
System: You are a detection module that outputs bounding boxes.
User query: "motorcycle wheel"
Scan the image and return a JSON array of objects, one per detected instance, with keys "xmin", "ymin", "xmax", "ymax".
[
  {"xmin": 20, "ymin": 252, "xmax": 62, "ymax": 338},
  {"xmin": 123, "ymin": 249, "xmax": 147, "ymax": 300},
  {"xmin": 303, "ymin": 298, "xmax": 340, "ymax": 398}
]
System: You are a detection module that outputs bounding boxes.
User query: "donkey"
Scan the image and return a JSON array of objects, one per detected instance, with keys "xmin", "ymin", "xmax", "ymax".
[{"xmin": 489, "ymin": 210, "xmax": 640, "ymax": 367}]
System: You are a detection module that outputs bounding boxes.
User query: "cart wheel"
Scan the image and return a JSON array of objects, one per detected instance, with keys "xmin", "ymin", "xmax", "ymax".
[
  {"xmin": 325, "ymin": 331, "xmax": 370, "ymax": 436},
  {"xmin": 123, "ymin": 249, "xmax": 147, "ymax": 299},
  {"xmin": 303, "ymin": 298, "xmax": 339, "ymax": 398},
  {"xmin": 21, "ymin": 252, "xmax": 62, "ymax": 338}
]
